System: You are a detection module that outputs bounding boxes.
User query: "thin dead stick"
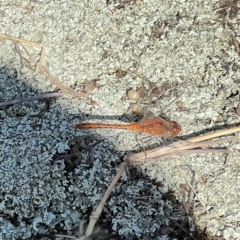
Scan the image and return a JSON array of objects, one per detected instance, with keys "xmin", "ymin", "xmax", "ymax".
[
  {"xmin": 188, "ymin": 126, "xmax": 240, "ymax": 143},
  {"xmin": 177, "ymin": 149, "xmax": 232, "ymax": 165},
  {"xmin": 186, "ymin": 167, "xmax": 195, "ymax": 206},
  {"xmin": 85, "ymin": 161, "xmax": 128, "ymax": 236},
  {"xmin": 211, "ymin": 1, "xmax": 238, "ymax": 14},
  {"xmin": 165, "ymin": 215, "xmax": 197, "ymax": 240},
  {"xmin": 127, "ymin": 134, "xmax": 238, "ymax": 165},
  {"xmin": 172, "ymin": 158, "xmax": 209, "ymax": 214},
  {"xmin": 0, "ymin": 33, "xmax": 89, "ymax": 98},
  {"xmin": 0, "ymin": 92, "xmax": 62, "ymax": 107},
  {"xmin": 0, "ymin": 33, "xmax": 44, "ymax": 47},
  {"xmin": 54, "ymin": 234, "xmax": 76, "ymax": 239},
  {"xmin": 82, "ymin": 126, "xmax": 240, "ymax": 237},
  {"xmin": 19, "ymin": 43, "xmax": 89, "ymax": 98}
]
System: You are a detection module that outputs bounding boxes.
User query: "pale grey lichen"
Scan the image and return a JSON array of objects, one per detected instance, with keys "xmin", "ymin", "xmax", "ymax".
[{"xmin": 1, "ymin": 0, "xmax": 240, "ymax": 239}]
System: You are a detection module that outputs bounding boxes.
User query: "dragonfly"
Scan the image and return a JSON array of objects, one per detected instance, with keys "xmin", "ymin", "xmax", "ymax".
[{"xmin": 72, "ymin": 117, "xmax": 182, "ymax": 137}]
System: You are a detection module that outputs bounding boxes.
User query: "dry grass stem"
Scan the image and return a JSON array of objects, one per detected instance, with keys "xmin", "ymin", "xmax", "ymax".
[
  {"xmin": 82, "ymin": 126, "xmax": 240, "ymax": 237},
  {"xmin": 0, "ymin": 33, "xmax": 89, "ymax": 98},
  {"xmin": 85, "ymin": 161, "xmax": 128, "ymax": 237},
  {"xmin": 128, "ymin": 134, "xmax": 238, "ymax": 165},
  {"xmin": 54, "ymin": 234, "xmax": 77, "ymax": 239},
  {"xmin": 188, "ymin": 126, "xmax": 240, "ymax": 143},
  {"xmin": 172, "ymin": 158, "xmax": 209, "ymax": 215},
  {"xmin": 0, "ymin": 92, "xmax": 62, "ymax": 107},
  {"xmin": 165, "ymin": 215, "xmax": 197, "ymax": 240}
]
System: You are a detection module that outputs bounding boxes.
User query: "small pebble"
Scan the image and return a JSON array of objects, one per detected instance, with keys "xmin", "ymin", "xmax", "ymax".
[
  {"xmin": 232, "ymin": 63, "xmax": 239, "ymax": 71},
  {"xmin": 127, "ymin": 89, "xmax": 140, "ymax": 100},
  {"xmin": 130, "ymin": 103, "xmax": 144, "ymax": 116}
]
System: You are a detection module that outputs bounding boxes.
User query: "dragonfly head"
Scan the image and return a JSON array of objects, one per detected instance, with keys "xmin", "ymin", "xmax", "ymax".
[{"xmin": 169, "ymin": 121, "xmax": 182, "ymax": 136}]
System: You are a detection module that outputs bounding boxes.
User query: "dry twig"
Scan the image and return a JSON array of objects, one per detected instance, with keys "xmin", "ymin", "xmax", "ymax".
[
  {"xmin": 0, "ymin": 33, "xmax": 89, "ymax": 98},
  {"xmin": 80, "ymin": 126, "xmax": 240, "ymax": 238},
  {"xmin": 0, "ymin": 92, "xmax": 62, "ymax": 107}
]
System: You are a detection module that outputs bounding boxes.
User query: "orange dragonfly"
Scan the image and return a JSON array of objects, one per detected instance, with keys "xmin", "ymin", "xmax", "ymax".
[{"xmin": 72, "ymin": 117, "xmax": 182, "ymax": 137}]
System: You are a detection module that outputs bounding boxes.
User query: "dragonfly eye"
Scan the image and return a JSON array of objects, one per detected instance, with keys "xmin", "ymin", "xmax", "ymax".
[{"xmin": 169, "ymin": 121, "xmax": 182, "ymax": 136}]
